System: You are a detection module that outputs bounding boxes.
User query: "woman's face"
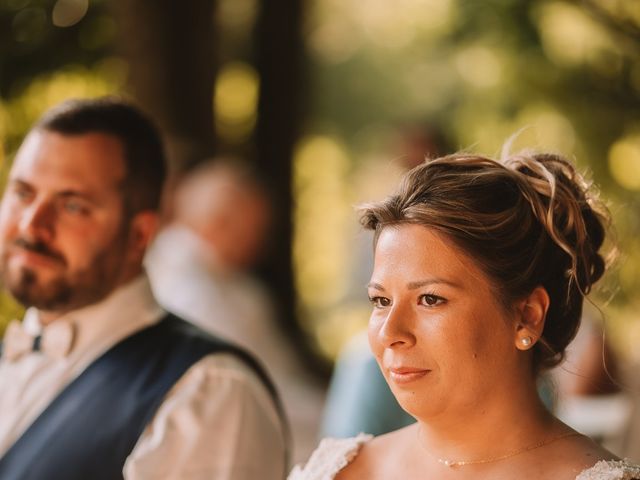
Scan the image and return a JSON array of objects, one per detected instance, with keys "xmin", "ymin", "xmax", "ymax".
[{"xmin": 368, "ymin": 224, "xmax": 522, "ymax": 421}]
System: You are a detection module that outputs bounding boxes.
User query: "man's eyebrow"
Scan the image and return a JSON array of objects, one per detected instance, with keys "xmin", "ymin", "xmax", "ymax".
[
  {"xmin": 57, "ymin": 190, "xmax": 94, "ymax": 198},
  {"xmin": 56, "ymin": 190, "xmax": 101, "ymax": 204},
  {"xmin": 9, "ymin": 178, "xmax": 33, "ymax": 188},
  {"xmin": 10, "ymin": 178, "xmax": 98, "ymax": 199},
  {"xmin": 367, "ymin": 282, "xmax": 385, "ymax": 291}
]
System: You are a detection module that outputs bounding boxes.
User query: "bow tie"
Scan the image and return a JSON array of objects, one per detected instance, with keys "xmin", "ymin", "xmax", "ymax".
[{"xmin": 2, "ymin": 319, "xmax": 76, "ymax": 361}]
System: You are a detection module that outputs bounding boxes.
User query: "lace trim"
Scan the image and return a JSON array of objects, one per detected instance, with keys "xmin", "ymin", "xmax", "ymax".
[
  {"xmin": 288, "ymin": 433, "xmax": 373, "ymax": 480},
  {"xmin": 576, "ymin": 460, "xmax": 640, "ymax": 480},
  {"xmin": 290, "ymin": 438, "xmax": 640, "ymax": 480}
]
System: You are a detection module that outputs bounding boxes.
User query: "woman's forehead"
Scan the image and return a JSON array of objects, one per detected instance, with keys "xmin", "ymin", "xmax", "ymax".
[{"xmin": 372, "ymin": 225, "xmax": 485, "ymax": 283}]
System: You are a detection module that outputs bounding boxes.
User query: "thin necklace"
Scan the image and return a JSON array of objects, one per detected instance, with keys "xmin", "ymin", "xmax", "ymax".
[{"xmin": 417, "ymin": 429, "xmax": 582, "ymax": 468}]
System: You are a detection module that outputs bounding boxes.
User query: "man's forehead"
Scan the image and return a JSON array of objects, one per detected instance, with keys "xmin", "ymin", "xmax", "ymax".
[{"xmin": 11, "ymin": 130, "xmax": 127, "ymax": 186}]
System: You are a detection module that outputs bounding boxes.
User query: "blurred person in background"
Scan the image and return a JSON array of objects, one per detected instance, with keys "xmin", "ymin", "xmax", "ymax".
[
  {"xmin": 551, "ymin": 310, "xmax": 631, "ymax": 454},
  {"xmin": 147, "ymin": 160, "xmax": 273, "ymax": 343},
  {"xmin": 146, "ymin": 160, "xmax": 325, "ymax": 464},
  {"xmin": 622, "ymin": 375, "xmax": 640, "ymax": 463},
  {"xmin": 0, "ymin": 97, "xmax": 286, "ymax": 480}
]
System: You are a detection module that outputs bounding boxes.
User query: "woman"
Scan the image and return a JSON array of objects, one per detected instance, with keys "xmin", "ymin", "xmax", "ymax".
[{"xmin": 291, "ymin": 151, "xmax": 640, "ymax": 479}]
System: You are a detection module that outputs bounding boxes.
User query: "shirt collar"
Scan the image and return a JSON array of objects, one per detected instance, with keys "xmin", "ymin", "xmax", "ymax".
[{"xmin": 23, "ymin": 274, "xmax": 165, "ymax": 360}]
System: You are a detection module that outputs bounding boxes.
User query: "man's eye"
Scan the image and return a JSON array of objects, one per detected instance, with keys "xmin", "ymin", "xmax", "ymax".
[
  {"xmin": 419, "ymin": 294, "xmax": 445, "ymax": 306},
  {"xmin": 62, "ymin": 201, "xmax": 89, "ymax": 215},
  {"xmin": 369, "ymin": 296, "xmax": 391, "ymax": 308},
  {"xmin": 12, "ymin": 187, "xmax": 32, "ymax": 202}
]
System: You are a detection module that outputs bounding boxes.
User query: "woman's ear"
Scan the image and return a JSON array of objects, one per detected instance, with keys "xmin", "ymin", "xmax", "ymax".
[{"xmin": 514, "ymin": 286, "xmax": 550, "ymax": 350}]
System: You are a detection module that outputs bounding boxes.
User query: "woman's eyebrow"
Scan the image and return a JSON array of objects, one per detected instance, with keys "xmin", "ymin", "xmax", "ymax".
[
  {"xmin": 407, "ymin": 278, "xmax": 462, "ymax": 290},
  {"xmin": 367, "ymin": 279, "xmax": 463, "ymax": 291}
]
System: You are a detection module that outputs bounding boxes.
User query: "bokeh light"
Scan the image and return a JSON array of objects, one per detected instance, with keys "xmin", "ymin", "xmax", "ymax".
[
  {"xmin": 535, "ymin": 2, "xmax": 616, "ymax": 67},
  {"xmin": 214, "ymin": 62, "xmax": 259, "ymax": 143},
  {"xmin": 455, "ymin": 45, "xmax": 502, "ymax": 89},
  {"xmin": 293, "ymin": 135, "xmax": 351, "ymax": 309},
  {"xmin": 608, "ymin": 135, "xmax": 640, "ymax": 191},
  {"xmin": 52, "ymin": 0, "xmax": 89, "ymax": 28},
  {"xmin": 0, "ymin": 61, "xmax": 123, "ymax": 160}
]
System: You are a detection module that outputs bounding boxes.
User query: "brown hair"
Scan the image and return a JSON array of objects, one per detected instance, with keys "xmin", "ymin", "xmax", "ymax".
[
  {"xmin": 360, "ymin": 151, "xmax": 610, "ymax": 372},
  {"xmin": 35, "ymin": 96, "xmax": 167, "ymax": 216}
]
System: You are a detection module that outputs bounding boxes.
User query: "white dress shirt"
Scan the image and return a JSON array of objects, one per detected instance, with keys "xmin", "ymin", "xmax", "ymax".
[{"xmin": 0, "ymin": 275, "xmax": 286, "ymax": 479}]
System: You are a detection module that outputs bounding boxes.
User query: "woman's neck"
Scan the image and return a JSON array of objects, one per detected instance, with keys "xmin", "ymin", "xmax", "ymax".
[{"xmin": 414, "ymin": 380, "xmax": 562, "ymax": 465}]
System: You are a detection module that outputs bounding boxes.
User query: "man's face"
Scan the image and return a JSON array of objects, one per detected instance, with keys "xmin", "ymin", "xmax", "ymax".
[{"xmin": 0, "ymin": 130, "xmax": 135, "ymax": 315}]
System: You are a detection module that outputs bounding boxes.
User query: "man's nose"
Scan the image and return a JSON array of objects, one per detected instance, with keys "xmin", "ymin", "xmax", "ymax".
[{"xmin": 18, "ymin": 200, "xmax": 55, "ymax": 241}]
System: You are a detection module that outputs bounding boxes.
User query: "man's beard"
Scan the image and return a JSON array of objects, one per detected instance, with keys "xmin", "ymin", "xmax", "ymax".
[
  {"xmin": 9, "ymin": 267, "xmax": 73, "ymax": 311},
  {"xmin": 0, "ymin": 227, "xmax": 131, "ymax": 313}
]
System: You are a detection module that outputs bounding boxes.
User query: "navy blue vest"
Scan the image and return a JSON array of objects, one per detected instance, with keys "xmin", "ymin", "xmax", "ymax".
[{"xmin": 0, "ymin": 315, "xmax": 284, "ymax": 480}]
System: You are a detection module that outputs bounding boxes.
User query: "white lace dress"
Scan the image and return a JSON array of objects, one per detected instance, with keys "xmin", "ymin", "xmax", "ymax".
[{"xmin": 289, "ymin": 434, "xmax": 640, "ymax": 480}]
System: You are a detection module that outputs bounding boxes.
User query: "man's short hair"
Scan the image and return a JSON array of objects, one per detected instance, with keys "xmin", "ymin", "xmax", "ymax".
[{"xmin": 35, "ymin": 96, "xmax": 167, "ymax": 214}]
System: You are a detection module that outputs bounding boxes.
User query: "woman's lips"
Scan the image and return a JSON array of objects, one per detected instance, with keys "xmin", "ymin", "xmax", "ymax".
[{"xmin": 388, "ymin": 367, "xmax": 430, "ymax": 384}]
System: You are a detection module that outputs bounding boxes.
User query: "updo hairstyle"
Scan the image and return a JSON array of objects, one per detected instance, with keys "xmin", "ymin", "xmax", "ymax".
[{"xmin": 360, "ymin": 151, "xmax": 610, "ymax": 372}]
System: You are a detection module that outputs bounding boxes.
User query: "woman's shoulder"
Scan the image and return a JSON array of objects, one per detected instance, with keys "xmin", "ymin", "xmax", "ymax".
[
  {"xmin": 288, "ymin": 433, "xmax": 373, "ymax": 480},
  {"xmin": 576, "ymin": 459, "xmax": 640, "ymax": 480},
  {"xmin": 553, "ymin": 431, "xmax": 640, "ymax": 479}
]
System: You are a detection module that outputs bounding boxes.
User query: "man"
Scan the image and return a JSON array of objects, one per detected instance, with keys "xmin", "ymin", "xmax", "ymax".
[
  {"xmin": 147, "ymin": 161, "xmax": 278, "ymax": 353},
  {"xmin": 0, "ymin": 97, "xmax": 286, "ymax": 479},
  {"xmin": 146, "ymin": 161, "xmax": 325, "ymax": 463}
]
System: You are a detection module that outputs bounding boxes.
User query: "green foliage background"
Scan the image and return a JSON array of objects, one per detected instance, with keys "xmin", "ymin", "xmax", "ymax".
[{"xmin": 1, "ymin": 0, "xmax": 640, "ymax": 362}]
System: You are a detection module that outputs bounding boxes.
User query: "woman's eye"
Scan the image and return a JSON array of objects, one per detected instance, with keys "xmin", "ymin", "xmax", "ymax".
[
  {"xmin": 369, "ymin": 296, "xmax": 391, "ymax": 308},
  {"xmin": 419, "ymin": 294, "xmax": 445, "ymax": 306}
]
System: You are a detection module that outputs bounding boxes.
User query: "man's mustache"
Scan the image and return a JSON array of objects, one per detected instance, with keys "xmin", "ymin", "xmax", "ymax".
[{"xmin": 12, "ymin": 238, "xmax": 67, "ymax": 265}]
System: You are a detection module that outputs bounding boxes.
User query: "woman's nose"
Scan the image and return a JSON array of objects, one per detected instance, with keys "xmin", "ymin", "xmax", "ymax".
[{"xmin": 376, "ymin": 303, "xmax": 416, "ymax": 349}]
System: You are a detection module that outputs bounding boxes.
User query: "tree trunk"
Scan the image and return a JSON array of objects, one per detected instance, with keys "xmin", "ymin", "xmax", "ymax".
[
  {"xmin": 254, "ymin": 0, "xmax": 319, "ymax": 369},
  {"xmin": 110, "ymin": 0, "xmax": 217, "ymax": 172}
]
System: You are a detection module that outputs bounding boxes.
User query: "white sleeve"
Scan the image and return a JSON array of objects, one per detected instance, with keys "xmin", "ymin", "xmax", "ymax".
[{"xmin": 123, "ymin": 353, "xmax": 287, "ymax": 480}]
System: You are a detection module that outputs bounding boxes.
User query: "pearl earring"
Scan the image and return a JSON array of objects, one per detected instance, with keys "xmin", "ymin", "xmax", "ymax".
[{"xmin": 521, "ymin": 337, "xmax": 532, "ymax": 347}]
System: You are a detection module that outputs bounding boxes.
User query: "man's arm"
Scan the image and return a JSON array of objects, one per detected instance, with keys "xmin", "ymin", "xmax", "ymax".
[{"xmin": 123, "ymin": 353, "xmax": 287, "ymax": 480}]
